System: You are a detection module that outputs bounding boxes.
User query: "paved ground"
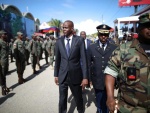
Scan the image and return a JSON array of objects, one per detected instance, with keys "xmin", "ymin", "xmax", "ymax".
[
  {"xmin": 0, "ymin": 58, "xmax": 118, "ymax": 113},
  {"xmin": 0, "ymin": 58, "xmax": 97, "ymax": 113}
]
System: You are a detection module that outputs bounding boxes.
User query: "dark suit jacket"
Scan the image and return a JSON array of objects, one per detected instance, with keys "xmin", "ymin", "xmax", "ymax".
[
  {"xmin": 87, "ymin": 40, "xmax": 117, "ymax": 90},
  {"xmin": 54, "ymin": 35, "xmax": 88, "ymax": 84},
  {"xmin": 86, "ymin": 39, "xmax": 92, "ymax": 50}
]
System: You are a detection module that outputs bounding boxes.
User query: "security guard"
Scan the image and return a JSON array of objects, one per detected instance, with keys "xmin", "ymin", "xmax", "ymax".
[
  {"xmin": 13, "ymin": 31, "xmax": 26, "ymax": 84},
  {"xmin": 0, "ymin": 30, "xmax": 10, "ymax": 95},
  {"xmin": 104, "ymin": 13, "xmax": 150, "ymax": 113},
  {"xmin": 28, "ymin": 34, "xmax": 38, "ymax": 74},
  {"xmin": 87, "ymin": 24, "xmax": 117, "ymax": 113},
  {"xmin": 47, "ymin": 35, "xmax": 56, "ymax": 69}
]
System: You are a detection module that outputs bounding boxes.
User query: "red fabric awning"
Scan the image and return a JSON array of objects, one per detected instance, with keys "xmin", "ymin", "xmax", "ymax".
[{"xmin": 119, "ymin": 0, "xmax": 150, "ymax": 7}]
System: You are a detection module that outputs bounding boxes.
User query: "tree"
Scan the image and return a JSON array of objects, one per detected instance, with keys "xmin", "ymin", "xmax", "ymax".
[{"xmin": 47, "ymin": 18, "xmax": 62, "ymax": 29}]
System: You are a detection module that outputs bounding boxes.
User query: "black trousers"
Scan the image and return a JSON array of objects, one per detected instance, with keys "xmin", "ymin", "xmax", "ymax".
[{"xmin": 59, "ymin": 74, "xmax": 83, "ymax": 113}]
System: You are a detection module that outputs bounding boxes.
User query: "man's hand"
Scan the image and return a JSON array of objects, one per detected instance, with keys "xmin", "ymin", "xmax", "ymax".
[
  {"xmin": 54, "ymin": 77, "xmax": 59, "ymax": 85},
  {"xmin": 80, "ymin": 79, "xmax": 88, "ymax": 90},
  {"xmin": 106, "ymin": 97, "xmax": 118, "ymax": 113}
]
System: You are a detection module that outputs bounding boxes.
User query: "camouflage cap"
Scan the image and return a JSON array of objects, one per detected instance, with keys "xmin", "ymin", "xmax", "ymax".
[
  {"xmin": 0, "ymin": 30, "xmax": 6, "ymax": 34},
  {"xmin": 96, "ymin": 24, "xmax": 111, "ymax": 34},
  {"xmin": 139, "ymin": 13, "xmax": 150, "ymax": 24},
  {"xmin": 17, "ymin": 31, "xmax": 23, "ymax": 35}
]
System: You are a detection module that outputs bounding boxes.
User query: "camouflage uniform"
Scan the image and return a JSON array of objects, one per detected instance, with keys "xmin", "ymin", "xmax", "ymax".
[
  {"xmin": 13, "ymin": 38, "xmax": 26, "ymax": 84},
  {"xmin": 42, "ymin": 38, "xmax": 49, "ymax": 64},
  {"xmin": 47, "ymin": 38, "xmax": 56, "ymax": 67},
  {"xmin": 104, "ymin": 39, "xmax": 150, "ymax": 113},
  {"xmin": 37, "ymin": 37, "xmax": 42, "ymax": 69},
  {"xmin": 24, "ymin": 38, "xmax": 30, "ymax": 65},
  {"xmin": 28, "ymin": 38, "xmax": 38, "ymax": 74},
  {"xmin": 9, "ymin": 39, "xmax": 14, "ymax": 62},
  {"xmin": 0, "ymin": 36, "xmax": 9, "ymax": 95}
]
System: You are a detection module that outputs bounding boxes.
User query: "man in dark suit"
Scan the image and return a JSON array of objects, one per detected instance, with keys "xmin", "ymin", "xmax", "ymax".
[
  {"xmin": 87, "ymin": 24, "xmax": 117, "ymax": 113},
  {"xmin": 80, "ymin": 31, "xmax": 92, "ymax": 52},
  {"xmin": 54, "ymin": 20, "xmax": 88, "ymax": 113}
]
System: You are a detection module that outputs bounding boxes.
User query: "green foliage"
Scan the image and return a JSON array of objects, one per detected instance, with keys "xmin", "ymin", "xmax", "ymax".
[{"xmin": 47, "ymin": 18, "xmax": 62, "ymax": 29}]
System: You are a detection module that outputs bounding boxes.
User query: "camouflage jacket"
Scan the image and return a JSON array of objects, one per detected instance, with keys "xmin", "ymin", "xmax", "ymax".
[
  {"xmin": 47, "ymin": 39, "xmax": 56, "ymax": 54},
  {"xmin": 28, "ymin": 39, "xmax": 38, "ymax": 56},
  {"xmin": 105, "ymin": 39, "xmax": 150, "ymax": 108},
  {"xmin": 0, "ymin": 40, "xmax": 9, "ymax": 65},
  {"xmin": 13, "ymin": 39, "xmax": 26, "ymax": 62}
]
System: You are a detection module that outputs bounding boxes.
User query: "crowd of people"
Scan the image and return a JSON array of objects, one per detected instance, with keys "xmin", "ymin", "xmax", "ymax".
[
  {"xmin": 0, "ymin": 31, "xmax": 56, "ymax": 95},
  {"xmin": 0, "ymin": 12, "xmax": 150, "ymax": 113}
]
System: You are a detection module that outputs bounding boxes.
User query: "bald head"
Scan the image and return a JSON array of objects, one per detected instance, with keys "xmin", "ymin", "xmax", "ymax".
[
  {"xmin": 80, "ymin": 31, "xmax": 86, "ymax": 39},
  {"xmin": 63, "ymin": 20, "xmax": 74, "ymax": 37}
]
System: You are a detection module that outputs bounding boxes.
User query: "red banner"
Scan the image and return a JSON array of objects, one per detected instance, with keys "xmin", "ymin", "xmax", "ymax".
[{"xmin": 119, "ymin": 0, "xmax": 150, "ymax": 6}]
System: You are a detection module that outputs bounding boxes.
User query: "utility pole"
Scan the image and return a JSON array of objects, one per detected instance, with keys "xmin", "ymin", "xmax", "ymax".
[
  {"xmin": 102, "ymin": 15, "xmax": 103, "ymax": 24},
  {"xmin": 133, "ymin": 5, "xmax": 138, "ymax": 33}
]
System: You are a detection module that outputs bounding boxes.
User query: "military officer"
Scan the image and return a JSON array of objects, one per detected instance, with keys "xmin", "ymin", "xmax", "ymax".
[
  {"xmin": 24, "ymin": 37, "xmax": 30, "ymax": 65},
  {"xmin": 0, "ymin": 30, "xmax": 10, "ymax": 95},
  {"xmin": 47, "ymin": 35, "xmax": 56, "ymax": 69},
  {"xmin": 104, "ymin": 13, "xmax": 150, "ymax": 113},
  {"xmin": 28, "ymin": 34, "xmax": 38, "ymax": 74},
  {"xmin": 13, "ymin": 31, "xmax": 26, "ymax": 84},
  {"xmin": 87, "ymin": 24, "xmax": 117, "ymax": 113}
]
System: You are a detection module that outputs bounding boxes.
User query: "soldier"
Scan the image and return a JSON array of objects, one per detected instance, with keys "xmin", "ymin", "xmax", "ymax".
[
  {"xmin": 0, "ymin": 30, "xmax": 10, "ymax": 95},
  {"xmin": 9, "ymin": 38, "xmax": 14, "ymax": 62},
  {"xmin": 104, "ymin": 13, "xmax": 150, "ymax": 113},
  {"xmin": 87, "ymin": 24, "xmax": 117, "ymax": 113},
  {"xmin": 24, "ymin": 37, "xmax": 30, "ymax": 65},
  {"xmin": 37, "ymin": 36, "xmax": 42, "ymax": 69},
  {"xmin": 28, "ymin": 34, "xmax": 38, "ymax": 74},
  {"xmin": 47, "ymin": 35, "xmax": 56, "ymax": 69},
  {"xmin": 40, "ymin": 38, "xmax": 44, "ymax": 60},
  {"xmin": 42, "ymin": 36, "xmax": 49, "ymax": 64},
  {"xmin": 13, "ymin": 31, "xmax": 26, "ymax": 84}
]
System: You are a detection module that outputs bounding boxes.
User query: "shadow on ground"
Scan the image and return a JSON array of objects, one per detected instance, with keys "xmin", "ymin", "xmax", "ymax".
[
  {"xmin": 0, "ymin": 93, "xmax": 15, "ymax": 105},
  {"xmin": 67, "ymin": 88, "xmax": 96, "ymax": 113}
]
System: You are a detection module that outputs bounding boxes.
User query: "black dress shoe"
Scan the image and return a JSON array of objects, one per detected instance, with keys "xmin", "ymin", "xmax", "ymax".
[{"xmin": 1, "ymin": 86, "xmax": 10, "ymax": 95}]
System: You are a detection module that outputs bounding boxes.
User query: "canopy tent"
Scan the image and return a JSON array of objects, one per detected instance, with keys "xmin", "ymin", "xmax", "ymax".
[
  {"xmin": 114, "ymin": 16, "xmax": 139, "ymax": 24},
  {"xmin": 39, "ymin": 22, "xmax": 50, "ymax": 30},
  {"xmin": 42, "ymin": 27, "xmax": 60, "ymax": 33},
  {"xmin": 114, "ymin": 16, "xmax": 139, "ymax": 38}
]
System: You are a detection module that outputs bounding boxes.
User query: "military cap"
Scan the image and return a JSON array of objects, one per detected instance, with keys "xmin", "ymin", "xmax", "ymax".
[
  {"xmin": 31, "ymin": 34, "xmax": 36, "ymax": 37},
  {"xmin": 0, "ymin": 30, "xmax": 6, "ymax": 34},
  {"xmin": 96, "ymin": 24, "xmax": 111, "ymax": 34},
  {"xmin": 17, "ymin": 31, "xmax": 23, "ymax": 35},
  {"xmin": 139, "ymin": 13, "xmax": 150, "ymax": 24},
  {"xmin": 36, "ymin": 36, "xmax": 40, "ymax": 39}
]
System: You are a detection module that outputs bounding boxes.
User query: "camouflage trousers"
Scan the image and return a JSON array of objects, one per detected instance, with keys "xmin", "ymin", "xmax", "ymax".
[
  {"xmin": 49, "ymin": 54, "xmax": 54, "ymax": 66},
  {"xmin": 30, "ymin": 54, "xmax": 37, "ymax": 70},
  {"xmin": 0, "ymin": 62, "xmax": 9, "ymax": 86},
  {"xmin": 15, "ymin": 60, "xmax": 26, "ymax": 75},
  {"xmin": 118, "ymin": 100, "xmax": 150, "ymax": 113}
]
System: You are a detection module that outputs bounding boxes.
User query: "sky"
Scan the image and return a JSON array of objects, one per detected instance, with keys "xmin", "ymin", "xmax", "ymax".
[{"xmin": 0, "ymin": 0, "xmax": 145, "ymax": 35}]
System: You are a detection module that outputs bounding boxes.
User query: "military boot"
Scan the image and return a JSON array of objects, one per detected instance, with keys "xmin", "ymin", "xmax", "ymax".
[
  {"xmin": 18, "ymin": 74, "xmax": 24, "ymax": 84},
  {"xmin": 33, "ymin": 69, "xmax": 38, "ymax": 74},
  {"xmin": 1, "ymin": 86, "xmax": 10, "ymax": 95}
]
